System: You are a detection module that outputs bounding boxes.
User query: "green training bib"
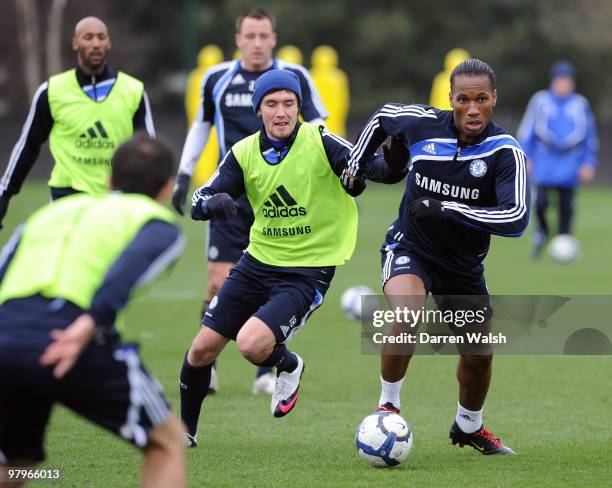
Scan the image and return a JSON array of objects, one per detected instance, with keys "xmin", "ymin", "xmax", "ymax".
[
  {"xmin": 0, "ymin": 194, "xmax": 175, "ymax": 323},
  {"xmin": 232, "ymin": 123, "xmax": 358, "ymax": 267},
  {"xmin": 47, "ymin": 69, "xmax": 144, "ymax": 195}
]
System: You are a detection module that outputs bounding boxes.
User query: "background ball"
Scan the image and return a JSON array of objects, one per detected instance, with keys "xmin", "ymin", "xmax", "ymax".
[
  {"xmin": 547, "ymin": 234, "xmax": 581, "ymax": 264},
  {"xmin": 341, "ymin": 285, "xmax": 376, "ymax": 320}
]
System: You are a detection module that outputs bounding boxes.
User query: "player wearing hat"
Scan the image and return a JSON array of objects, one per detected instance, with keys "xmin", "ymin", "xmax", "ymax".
[{"xmin": 178, "ymin": 69, "xmax": 407, "ymax": 447}]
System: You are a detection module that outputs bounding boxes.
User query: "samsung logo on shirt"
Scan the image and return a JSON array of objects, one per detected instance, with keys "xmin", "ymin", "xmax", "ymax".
[
  {"xmin": 225, "ymin": 93, "xmax": 253, "ymax": 107},
  {"xmin": 414, "ymin": 172, "xmax": 480, "ymax": 200}
]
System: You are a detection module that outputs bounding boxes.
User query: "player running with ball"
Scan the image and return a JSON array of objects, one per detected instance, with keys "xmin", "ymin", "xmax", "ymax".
[
  {"xmin": 345, "ymin": 59, "xmax": 529, "ymax": 455},
  {"xmin": 179, "ymin": 69, "xmax": 406, "ymax": 447}
]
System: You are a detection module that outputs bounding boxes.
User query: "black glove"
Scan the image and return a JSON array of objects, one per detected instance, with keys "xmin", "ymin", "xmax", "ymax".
[
  {"xmin": 0, "ymin": 195, "xmax": 10, "ymax": 231},
  {"xmin": 382, "ymin": 137, "xmax": 410, "ymax": 174},
  {"xmin": 201, "ymin": 193, "xmax": 237, "ymax": 220},
  {"xmin": 408, "ymin": 197, "xmax": 445, "ymax": 220},
  {"xmin": 341, "ymin": 169, "xmax": 366, "ymax": 197},
  {"xmin": 171, "ymin": 173, "xmax": 191, "ymax": 216}
]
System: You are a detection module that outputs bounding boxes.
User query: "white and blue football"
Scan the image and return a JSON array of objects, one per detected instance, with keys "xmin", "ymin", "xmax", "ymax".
[
  {"xmin": 355, "ymin": 411, "xmax": 413, "ymax": 467},
  {"xmin": 341, "ymin": 285, "xmax": 375, "ymax": 320}
]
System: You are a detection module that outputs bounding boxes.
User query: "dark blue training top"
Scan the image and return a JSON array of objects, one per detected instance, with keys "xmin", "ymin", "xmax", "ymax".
[
  {"xmin": 348, "ymin": 104, "xmax": 530, "ymax": 273},
  {"xmin": 198, "ymin": 59, "xmax": 328, "ymax": 158}
]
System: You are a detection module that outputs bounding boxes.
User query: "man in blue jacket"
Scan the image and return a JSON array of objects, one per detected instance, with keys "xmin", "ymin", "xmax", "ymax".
[{"xmin": 517, "ymin": 60, "xmax": 599, "ymax": 257}]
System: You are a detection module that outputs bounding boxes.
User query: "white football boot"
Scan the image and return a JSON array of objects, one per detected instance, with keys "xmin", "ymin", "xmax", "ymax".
[{"xmin": 271, "ymin": 354, "xmax": 304, "ymax": 417}]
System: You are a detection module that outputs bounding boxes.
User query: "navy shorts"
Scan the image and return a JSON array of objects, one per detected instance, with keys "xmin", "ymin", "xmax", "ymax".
[
  {"xmin": 380, "ymin": 225, "xmax": 491, "ymax": 316},
  {"xmin": 203, "ymin": 253, "xmax": 334, "ymax": 343},
  {"xmin": 0, "ymin": 296, "xmax": 170, "ymax": 463},
  {"xmin": 207, "ymin": 194, "xmax": 254, "ymax": 263}
]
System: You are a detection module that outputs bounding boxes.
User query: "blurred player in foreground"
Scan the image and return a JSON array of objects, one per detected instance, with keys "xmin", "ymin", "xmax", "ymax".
[
  {"xmin": 346, "ymin": 59, "xmax": 529, "ymax": 455},
  {"xmin": 517, "ymin": 60, "xmax": 599, "ymax": 258},
  {"xmin": 0, "ymin": 136, "xmax": 185, "ymax": 487},
  {"xmin": 172, "ymin": 8, "xmax": 328, "ymax": 395},
  {"xmin": 0, "ymin": 16, "xmax": 155, "ymax": 229},
  {"xmin": 179, "ymin": 69, "xmax": 405, "ymax": 447}
]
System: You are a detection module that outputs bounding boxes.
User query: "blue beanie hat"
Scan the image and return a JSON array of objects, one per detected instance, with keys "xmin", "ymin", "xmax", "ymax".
[
  {"xmin": 550, "ymin": 60, "xmax": 576, "ymax": 80},
  {"xmin": 252, "ymin": 69, "xmax": 302, "ymax": 113}
]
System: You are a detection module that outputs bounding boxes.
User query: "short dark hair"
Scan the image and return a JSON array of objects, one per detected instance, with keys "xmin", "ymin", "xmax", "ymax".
[
  {"xmin": 450, "ymin": 58, "xmax": 496, "ymax": 90},
  {"xmin": 235, "ymin": 8, "xmax": 276, "ymax": 33},
  {"xmin": 111, "ymin": 133, "xmax": 175, "ymax": 199}
]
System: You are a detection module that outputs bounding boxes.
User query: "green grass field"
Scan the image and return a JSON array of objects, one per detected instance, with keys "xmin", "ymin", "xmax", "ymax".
[{"xmin": 2, "ymin": 182, "xmax": 611, "ymax": 487}]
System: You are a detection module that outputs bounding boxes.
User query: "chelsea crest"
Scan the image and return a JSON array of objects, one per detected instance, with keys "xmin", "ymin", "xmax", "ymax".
[{"xmin": 469, "ymin": 159, "xmax": 487, "ymax": 177}]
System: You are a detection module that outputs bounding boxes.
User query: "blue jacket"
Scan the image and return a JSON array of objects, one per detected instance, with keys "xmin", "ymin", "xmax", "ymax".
[
  {"xmin": 348, "ymin": 104, "xmax": 529, "ymax": 273},
  {"xmin": 517, "ymin": 90, "xmax": 598, "ymax": 188}
]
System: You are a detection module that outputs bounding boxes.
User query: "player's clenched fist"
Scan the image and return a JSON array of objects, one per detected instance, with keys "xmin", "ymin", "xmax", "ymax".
[
  {"xmin": 199, "ymin": 193, "xmax": 237, "ymax": 220},
  {"xmin": 341, "ymin": 169, "xmax": 366, "ymax": 197},
  {"xmin": 408, "ymin": 197, "xmax": 445, "ymax": 220}
]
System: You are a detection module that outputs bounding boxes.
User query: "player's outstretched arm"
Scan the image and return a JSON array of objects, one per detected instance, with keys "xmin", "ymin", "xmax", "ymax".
[
  {"xmin": 86, "ymin": 220, "xmax": 185, "ymax": 328},
  {"xmin": 321, "ymin": 127, "xmax": 407, "ymax": 196},
  {"xmin": 347, "ymin": 103, "xmax": 428, "ymax": 178},
  {"xmin": 382, "ymin": 137, "xmax": 410, "ymax": 175},
  {"xmin": 364, "ymin": 137, "xmax": 410, "ymax": 185}
]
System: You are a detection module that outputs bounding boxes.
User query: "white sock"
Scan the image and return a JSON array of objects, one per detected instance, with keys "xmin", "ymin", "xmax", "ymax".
[
  {"xmin": 455, "ymin": 402, "xmax": 483, "ymax": 434},
  {"xmin": 379, "ymin": 376, "xmax": 404, "ymax": 410}
]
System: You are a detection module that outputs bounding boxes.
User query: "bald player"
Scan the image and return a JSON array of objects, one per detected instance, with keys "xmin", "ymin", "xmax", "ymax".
[{"xmin": 0, "ymin": 16, "xmax": 155, "ymax": 227}]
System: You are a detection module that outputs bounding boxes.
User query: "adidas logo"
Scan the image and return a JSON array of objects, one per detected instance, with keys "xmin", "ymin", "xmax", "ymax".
[
  {"xmin": 280, "ymin": 325, "xmax": 290, "ymax": 337},
  {"xmin": 75, "ymin": 120, "xmax": 115, "ymax": 149},
  {"xmin": 422, "ymin": 142, "xmax": 436, "ymax": 155},
  {"xmin": 262, "ymin": 185, "xmax": 307, "ymax": 218},
  {"xmin": 231, "ymin": 73, "xmax": 246, "ymax": 85},
  {"xmin": 79, "ymin": 120, "xmax": 109, "ymax": 139}
]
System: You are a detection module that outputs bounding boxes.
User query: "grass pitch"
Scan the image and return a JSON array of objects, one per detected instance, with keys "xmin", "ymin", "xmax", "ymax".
[{"xmin": 2, "ymin": 182, "xmax": 611, "ymax": 487}]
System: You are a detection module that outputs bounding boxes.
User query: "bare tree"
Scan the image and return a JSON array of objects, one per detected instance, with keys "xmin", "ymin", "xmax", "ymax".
[
  {"xmin": 46, "ymin": 0, "xmax": 69, "ymax": 76},
  {"xmin": 15, "ymin": 0, "xmax": 41, "ymax": 100}
]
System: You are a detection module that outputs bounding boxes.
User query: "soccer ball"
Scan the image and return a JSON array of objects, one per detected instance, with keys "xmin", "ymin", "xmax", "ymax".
[
  {"xmin": 547, "ymin": 234, "xmax": 581, "ymax": 264},
  {"xmin": 340, "ymin": 285, "xmax": 375, "ymax": 320},
  {"xmin": 355, "ymin": 411, "xmax": 413, "ymax": 467}
]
